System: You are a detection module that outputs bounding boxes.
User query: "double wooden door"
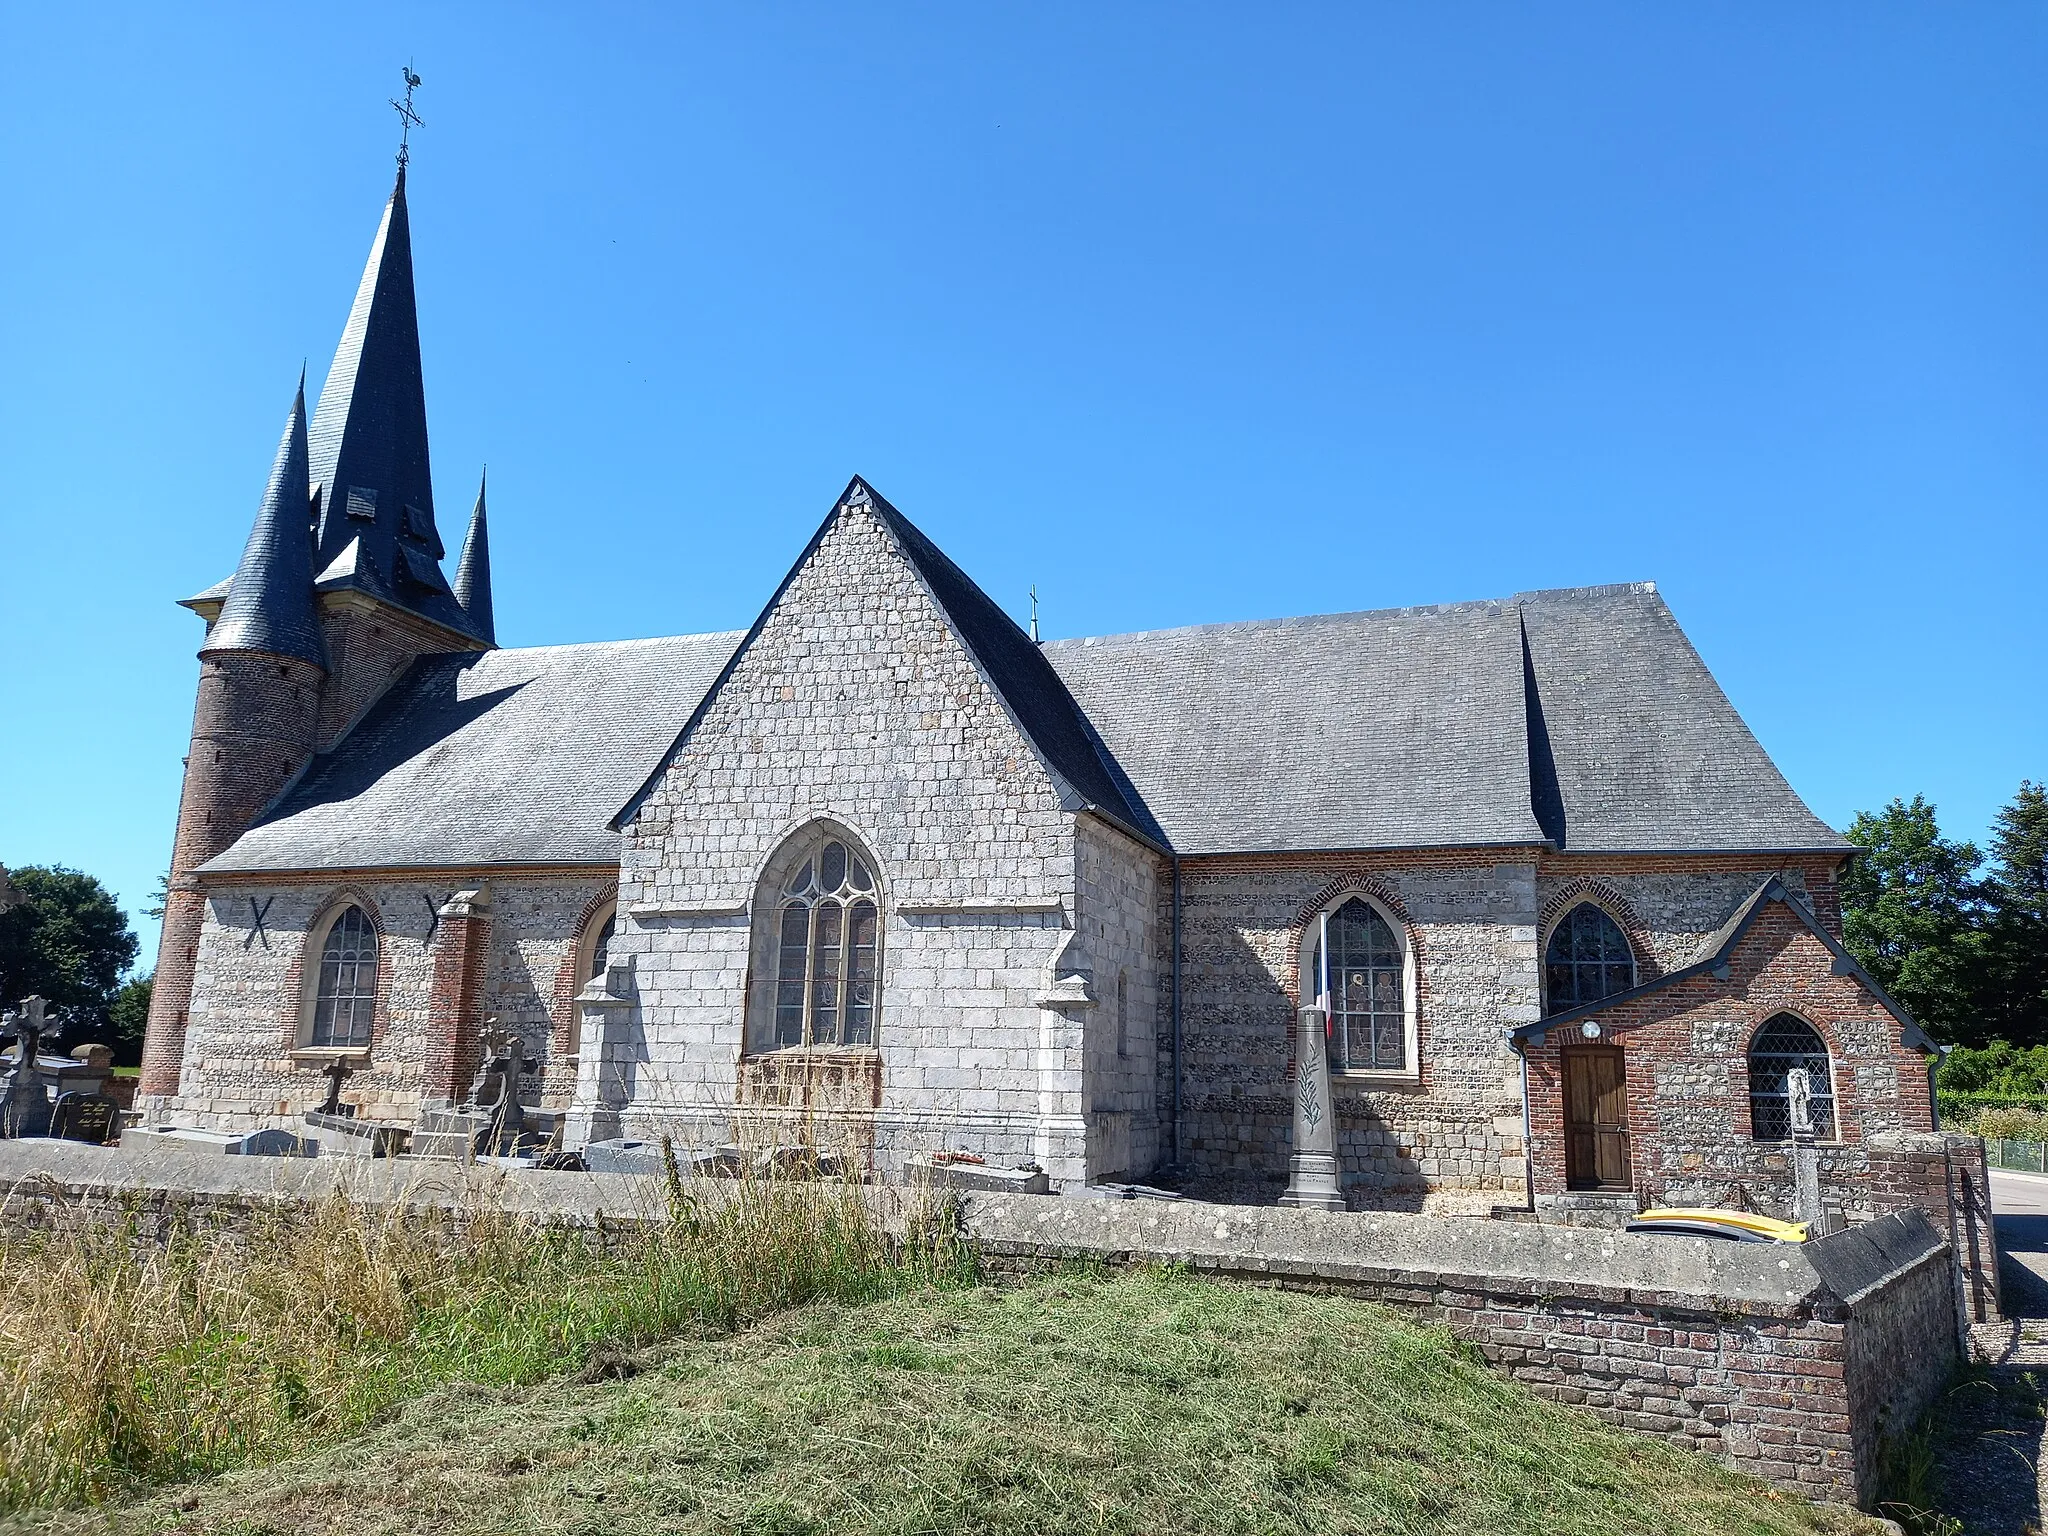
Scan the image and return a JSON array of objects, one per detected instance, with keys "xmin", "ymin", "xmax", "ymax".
[{"xmin": 1564, "ymin": 1046, "xmax": 1631, "ymax": 1191}]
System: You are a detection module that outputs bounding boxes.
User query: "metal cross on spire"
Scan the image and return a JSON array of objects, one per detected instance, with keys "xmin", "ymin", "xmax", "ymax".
[{"xmin": 390, "ymin": 63, "xmax": 424, "ymax": 174}]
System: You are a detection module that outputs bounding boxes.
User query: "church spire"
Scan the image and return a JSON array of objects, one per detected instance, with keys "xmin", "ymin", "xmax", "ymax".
[
  {"xmin": 201, "ymin": 373, "xmax": 326, "ymax": 668},
  {"xmin": 305, "ymin": 162, "xmax": 480, "ymax": 642},
  {"xmin": 453, "ymin": 469, "xmax": 495, "ymax": 646}
]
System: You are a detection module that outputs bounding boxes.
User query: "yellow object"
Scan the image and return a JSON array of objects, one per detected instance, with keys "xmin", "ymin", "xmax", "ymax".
[{"xmin": 1634, "ymin": 1208, "xmax": 1808, "ymax": 1242}]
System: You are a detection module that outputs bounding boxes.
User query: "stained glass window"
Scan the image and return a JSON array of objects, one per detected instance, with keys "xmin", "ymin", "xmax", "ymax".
[
  {"xmin": 310, "ymin": 905, "xmax": 378, "ymax": 1049},
  {"xmin": 1310, "ymin": 898, "xmax": 1407, "ymax": 1073},
  {"xmin": 767, "ymin": 836, "xmax": 882, "ymax": 1049},
  {"xmin": 1748, "ymin": 1015, "xmax": 1836, "ymax": 1141},
  {"xmin": 1545, "ymin": 904, "xmax": 1636, "ymax": 1013}
]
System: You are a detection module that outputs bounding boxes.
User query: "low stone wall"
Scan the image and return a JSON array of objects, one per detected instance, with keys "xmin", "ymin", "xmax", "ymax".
[{"xmin": 0, "ymin": 1142, "xmax": 1955, "ymax": 1506}]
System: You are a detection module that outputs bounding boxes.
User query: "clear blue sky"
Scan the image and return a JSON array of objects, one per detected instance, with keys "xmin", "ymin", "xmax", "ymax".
[{"xmin": 2, "ymin": 4, "xmax": 2042, "ymax": 968}]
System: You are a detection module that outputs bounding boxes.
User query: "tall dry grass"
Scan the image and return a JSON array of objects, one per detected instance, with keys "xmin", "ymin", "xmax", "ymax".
[{"xmin": 0, "ymin": 1161, "xmax": 953, "ymax": 1513}]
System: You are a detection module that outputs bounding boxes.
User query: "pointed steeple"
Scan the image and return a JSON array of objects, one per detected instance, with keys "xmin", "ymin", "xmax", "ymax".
[
  {"xmin": 452, "ymin": 469, "xmax": 495, "ymax": 646},
  {"xmin": 201, "ymin": 374, "xmax": 326, "ymax": 667},
  {"xmin": 306, "ymin": 167, "xmax": 480, "ymax": 641}
]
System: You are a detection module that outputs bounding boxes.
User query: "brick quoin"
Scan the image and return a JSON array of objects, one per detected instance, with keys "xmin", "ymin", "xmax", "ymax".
[{"xmin": 423, "ymin": 900, "xmax": 492, "ymax": 1103}]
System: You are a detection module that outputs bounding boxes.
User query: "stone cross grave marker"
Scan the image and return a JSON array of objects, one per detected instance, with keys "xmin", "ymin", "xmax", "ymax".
[
  {"xmin": 1786, "ymin": 1066, "xmax": 1823, "ymax": 1230},
  {"xmin": 474, "ymin": 1024, "xmax": 532, "ymax": 1156},
  {"xmin": 319, "ymin": 1054, "xmax": 357, "ymax": 1118},
  {"xmin": 1, "ymin": 996, "xmax": 58, "ymax": 1139}
]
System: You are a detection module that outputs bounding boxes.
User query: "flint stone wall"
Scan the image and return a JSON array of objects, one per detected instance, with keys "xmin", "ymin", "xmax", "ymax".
[
  {"xmin": 173, "ymin": 874, "xmax": 609, "ymax": 1131},
  {"xmin": 0, "ymin": 1142, "xmax": 1954, "ymax": 1506}
]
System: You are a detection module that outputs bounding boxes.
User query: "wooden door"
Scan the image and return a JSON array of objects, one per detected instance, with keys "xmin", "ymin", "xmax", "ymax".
[{"xmin": 1564, "ymin": 1047, "xmax": 1631, "ymax": 1191}]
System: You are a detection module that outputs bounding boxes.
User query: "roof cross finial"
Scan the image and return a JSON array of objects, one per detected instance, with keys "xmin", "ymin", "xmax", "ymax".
[
  {"xmin": 390, "ymin": 63, "xmax": 424, "ymax": 175},
  {"xmin": 1029, "ymin": 585, "xmax": 1040, "ymax": 644}
]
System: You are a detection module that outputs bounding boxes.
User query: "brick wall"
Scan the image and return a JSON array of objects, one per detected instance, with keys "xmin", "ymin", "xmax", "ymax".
[
  {"xmin": 141, "ymin": 651, "xmax": 326, "ymax": 1098},
  {"xmin": 1521, "ymin": 901, "xmax": 1935, "ymax": 1218}
]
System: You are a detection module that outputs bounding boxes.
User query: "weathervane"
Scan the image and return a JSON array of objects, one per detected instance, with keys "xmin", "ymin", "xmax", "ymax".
[
  {"xmin": 1029, "ymin": 585, "xmax": 1041, "ymax": 643},
  {"xmin": 390, "ymin": 63, "xmax": 424, "ymax": 174}
]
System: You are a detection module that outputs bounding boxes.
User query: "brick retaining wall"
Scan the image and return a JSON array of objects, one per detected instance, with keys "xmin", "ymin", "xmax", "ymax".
[{"xmin": 0, "ymin": 1142, "xmax": 1955, "ymax": 1506}]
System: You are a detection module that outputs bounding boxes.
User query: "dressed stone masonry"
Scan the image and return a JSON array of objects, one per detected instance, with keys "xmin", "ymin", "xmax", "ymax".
[{"xmin": 141, "ymin": 157, "xmax": 1964, "ymax": 1276}]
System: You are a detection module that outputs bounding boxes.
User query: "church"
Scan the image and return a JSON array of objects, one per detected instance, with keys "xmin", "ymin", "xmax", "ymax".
[{"xmin": 139, "ymin": 163, "xmax": 1942, "ymax": 1222}]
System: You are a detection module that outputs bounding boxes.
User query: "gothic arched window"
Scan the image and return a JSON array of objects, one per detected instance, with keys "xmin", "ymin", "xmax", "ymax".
[
  {"xmin": 1308, "ymin": 897, "xmax": 1410, "ymax": 1073},
  {"xmin": 584, "ymin": 902, "xmax": 617, "ymax": 983},
  {"xmin": 1544, "ymin": 903, "xmax": 1636, "ymax": 1014},
  {"xmin": 1748, "ymin": 1015, "xmax": 1836, "ymax": 1141},
  {"xmin": 764, "ymin": 833, "xmax": 882, "ymax": 1049},
  {"xmin": 310, "ymin": 905, "xmax": 378, "ymax": 1049}
]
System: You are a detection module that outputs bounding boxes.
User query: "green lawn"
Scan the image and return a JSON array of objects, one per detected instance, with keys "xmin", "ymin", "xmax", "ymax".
[{"xmin": 16, "ymin": 1268, "xmax": 1881, "ymax": 1536}]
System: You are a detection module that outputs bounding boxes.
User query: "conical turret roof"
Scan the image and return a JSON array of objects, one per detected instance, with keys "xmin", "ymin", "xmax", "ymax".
[
  {"xmin": 453, "ymin": 469, "xmax": 495, "ymax": 646},
  {"xmin": 306, "ymin": 168, "xmax": 481, "ymax": 641},
  {"xmin": 201, "ymin": 375, "xmax": 326, "ymax": 667}
]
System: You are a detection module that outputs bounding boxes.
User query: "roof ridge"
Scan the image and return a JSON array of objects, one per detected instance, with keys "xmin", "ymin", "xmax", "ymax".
[{"xmin": 476, "ymin": 631, "xmax": 749, "ymax": 659}]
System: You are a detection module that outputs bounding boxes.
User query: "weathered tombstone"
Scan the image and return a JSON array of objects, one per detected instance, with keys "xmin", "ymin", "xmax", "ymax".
[
  {"xmin": 0, "ymin": 997, "xmax": 59, "ymax": 1139},
  {"xmin": 1279, "ymin": 1005, "xmax": 1345, "ymax": 1211},
  {"xmin": 49, "ymin": 1091, "xmax": 119, "ymax": 1145}
]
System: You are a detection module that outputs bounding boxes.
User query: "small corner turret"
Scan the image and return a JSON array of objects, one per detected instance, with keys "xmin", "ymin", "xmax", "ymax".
[{"xmin": 452, "ymin": 469, "xmax": 496, "ymax": 647}]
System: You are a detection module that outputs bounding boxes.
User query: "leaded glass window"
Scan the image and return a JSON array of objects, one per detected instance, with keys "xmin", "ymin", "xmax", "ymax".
[
  {"xmin": 587, "ymin": 907, "xmax": 616, "ymax": 982},
  {"xmin": 1310, "ymin": 898, "xmax": 1408, "ymax": 1073},
  {"xmin": 1748, "ymin": 1015, "xmax": 1836, "ymax": 1141},
  {"xmin": 769, "ymin": 837, "xmax": 881, "ymax": 1049},
  {"xmin": 1545, "ymin": 904, "xmax": 1635, "ymax": 1013},
  {"xmin": 310, "ymin": 905, "xmax": 378, "ymax": 1049}
]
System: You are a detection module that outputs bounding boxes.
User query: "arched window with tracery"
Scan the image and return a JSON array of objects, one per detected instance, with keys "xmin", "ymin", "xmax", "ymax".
[
  {"xmin": 584, "ymin": 903, "xmax": 617, "ymax": 983},
  {"xmin": 761, "ymin": 831, "xmax": 882, "ymax": 1050},
  {"xmin": 1748, "ymin": 1014, "xmax": 1836, "ymax": 1141},
  {"xmin": 1544, "ymin": 903, "xmax": 1636, "ymax": 1014},
  {"xmin": 1307, "ymin": 896, "xmax": 1410, "ymax": 1074},
  {"xmin": 309, "ymin": 905, "xmax": 378, "ymax": 1049}
]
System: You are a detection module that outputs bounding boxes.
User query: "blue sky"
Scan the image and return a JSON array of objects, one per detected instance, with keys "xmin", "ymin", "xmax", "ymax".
[{"xmin": 2, "ymin": 4, "xmax": 2042, "ymax": 966}]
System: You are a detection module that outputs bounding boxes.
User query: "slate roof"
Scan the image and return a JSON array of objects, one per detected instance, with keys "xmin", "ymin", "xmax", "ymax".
[
  {"xmin": 304, "ymin": 168, "xmax": 481, "ymax": 643},
  {"xmin": 452, "ymin": 472, "xmax": 495, "ymax": 646},
  {"xmin": 197, "ymin": 486, "xmax": 1846, "ymax": 874},
  {"xmin": 1045, "ymin": 601, "xmax": 1545, "ymax": 855},
  {"xmin": 200, "ymin": 376, "xmax": 326, "ymax": 668},
  {"xmin": 1515, "ymin": 584, "xmax": 1846, "ymax": 854},
  {"xmin": 1044, "ymin": 581, "xmax": 1847, "ymax": 857},
  {"xmin": 196, "ymin": 635, "xmax": 742, "ymax": 874}
]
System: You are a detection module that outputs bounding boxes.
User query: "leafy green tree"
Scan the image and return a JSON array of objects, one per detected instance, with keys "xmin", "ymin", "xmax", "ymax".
[
  {"xmin": 1980, "ymin": 782, "xmax": 2048, "ymax": 1045},
  {"xmin": 0, "ymin": 866, "xmax": 139, "ymax": 1029},
  {"xmin": 1840, "ymin": 796, "xmax": 1987, "ymax": 1043},
  {"xmin": 108, "ymin": 974, "xmax": 153, "ymax": 1041}
]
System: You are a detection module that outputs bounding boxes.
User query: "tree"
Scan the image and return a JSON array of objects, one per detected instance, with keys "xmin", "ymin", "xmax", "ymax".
[
  {"xmin": 109, "ymin": 974, "xmax": 153, "ymax": 1041},
  {"xmin": 1980, "ymin": 782, "xmax": 2048, "ymax": 1045},
  {"xmin": 1840, "ymin": 796, "xmax": 1987, "ymax": 1044},
  {"xmin": 0, "ymin": 866, "xmax": 139, "ymax": 1031}
]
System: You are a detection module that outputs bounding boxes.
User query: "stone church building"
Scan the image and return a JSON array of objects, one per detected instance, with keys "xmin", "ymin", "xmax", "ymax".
[{"xmin": 140, "ymin": 166, "xmax": 1943, "ymax": 1220}]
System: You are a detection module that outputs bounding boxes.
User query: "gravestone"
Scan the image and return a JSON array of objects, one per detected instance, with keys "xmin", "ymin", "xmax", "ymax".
[
  {"xmin": 49, "ymin": 1091, "xmax": 119, "ymax": 1145},
  {"xmin": 0, "ymin": 997, "xmax": 58, "ymax": 1139}
]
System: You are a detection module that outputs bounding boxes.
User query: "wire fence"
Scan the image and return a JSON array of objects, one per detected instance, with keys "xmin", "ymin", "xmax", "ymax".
[{"xmin": 1986, "ymin": 1138, "xmax": 2048, "ymax": 1174}]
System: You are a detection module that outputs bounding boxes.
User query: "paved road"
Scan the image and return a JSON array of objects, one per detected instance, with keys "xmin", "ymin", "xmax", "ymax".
[{"xmin": 1992, "ymin": 1170, "xmax": 2048, "ymax": 1299}]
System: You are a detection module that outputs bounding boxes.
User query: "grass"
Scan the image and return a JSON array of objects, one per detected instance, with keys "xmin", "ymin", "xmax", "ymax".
[
  {"xmin": 0, "ymin": 1166, "xmax": 938, "ymax": 1514},
  {"xmin": 3, "ymin": 1249, "xmax": 1881, "ymax": 1536}
]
